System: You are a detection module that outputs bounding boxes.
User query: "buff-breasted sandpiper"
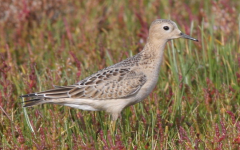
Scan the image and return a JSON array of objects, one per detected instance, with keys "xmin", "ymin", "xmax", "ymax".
[{"xmin": 21, "ymin": 19, "xmax": 198, "ymax": 131}]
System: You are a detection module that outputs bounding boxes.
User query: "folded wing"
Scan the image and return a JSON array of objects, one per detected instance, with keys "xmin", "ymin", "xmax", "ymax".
[{"xmin": 21, "ymin": 68, "xmax": 146, "ymax": 106}]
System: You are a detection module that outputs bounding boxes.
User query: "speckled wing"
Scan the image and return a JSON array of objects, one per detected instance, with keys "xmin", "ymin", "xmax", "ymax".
[{"xmin": 23, "ymin": 68, "xmax": 147, "ymax": 100}]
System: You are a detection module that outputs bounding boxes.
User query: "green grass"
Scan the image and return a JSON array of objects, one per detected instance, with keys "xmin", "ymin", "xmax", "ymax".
[{"xmin": 1, "ymin": 0, "xmax": 240, "ymax": 149}]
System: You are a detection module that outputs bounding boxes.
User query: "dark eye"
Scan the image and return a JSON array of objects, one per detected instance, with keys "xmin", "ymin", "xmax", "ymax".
[{"xmin": 163, "ymin": 26, "xmax": 169, "ymax": 30}]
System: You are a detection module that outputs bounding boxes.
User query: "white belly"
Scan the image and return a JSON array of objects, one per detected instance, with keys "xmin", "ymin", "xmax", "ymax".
[{"xmin": 63, "ymin": 104, "xmax": 98, "ymax": 111}]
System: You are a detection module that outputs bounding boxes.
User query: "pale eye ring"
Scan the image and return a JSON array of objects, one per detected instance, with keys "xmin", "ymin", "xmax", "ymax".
[{"xmin": 163, "ymin": 26, "xmax": 169, "ymax": 30}]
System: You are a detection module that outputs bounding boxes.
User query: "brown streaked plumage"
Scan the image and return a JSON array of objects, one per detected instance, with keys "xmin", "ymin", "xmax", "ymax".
[{"xmin": 21, "ymin": 19, "xmax": 198, "ymax": 130}]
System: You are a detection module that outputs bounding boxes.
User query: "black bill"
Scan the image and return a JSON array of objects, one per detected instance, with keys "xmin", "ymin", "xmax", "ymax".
[{"xmin": 180, "ymin": 33, "xmax": 198, "ymax": 42}]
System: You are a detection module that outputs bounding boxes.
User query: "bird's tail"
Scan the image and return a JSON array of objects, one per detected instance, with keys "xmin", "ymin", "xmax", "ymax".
[
  {"xmin": 20, "ymin": 93, "xmax": 46, "ymax": 107},
  {"xmin": 22, "ymin": 98, "xmax": 45, "ymax": 107},
  {"xmin": 20, "ymin": 85, "xmax": 76, "ymax": 107}
]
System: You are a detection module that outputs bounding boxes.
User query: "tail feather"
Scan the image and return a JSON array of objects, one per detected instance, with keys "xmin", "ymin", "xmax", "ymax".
[
  {"xmin": 21, "ymin": 85, "xmax": 80, "ymax": 107},
  {"xmin": 23, "ymin": 99, "xmax": 43, "ymax": 107},
  {"xmin": 20, "ymin": 87, "xmax": 73, "ymax": 99},
  {"xmin": 20, "ymin": 93, "xmax": 37, "ymax": 98},
  {"xmin": 53, "ymin": 85, "xmax": 76, "ymax": 88}
]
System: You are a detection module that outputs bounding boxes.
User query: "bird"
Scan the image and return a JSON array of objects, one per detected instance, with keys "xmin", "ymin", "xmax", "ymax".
[{"xmin": 21, "ymin": 19, "xmax": 198, "ymax": 131}]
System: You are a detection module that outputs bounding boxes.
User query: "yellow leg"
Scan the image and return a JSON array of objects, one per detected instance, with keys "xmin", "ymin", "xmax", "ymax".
[
  {"xmin": 110, "ymin": 120, "xmax": 116, "ymax": 133},
  {"xmin": 110, "ymin": 113, "xmax": 119, "ymax": 133}
]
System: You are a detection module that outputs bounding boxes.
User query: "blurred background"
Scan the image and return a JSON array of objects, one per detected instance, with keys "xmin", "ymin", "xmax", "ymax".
[{"xmin": 0, "ymin": 0, "xmax": 240, "ymax": 149}]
